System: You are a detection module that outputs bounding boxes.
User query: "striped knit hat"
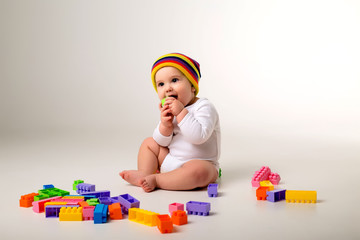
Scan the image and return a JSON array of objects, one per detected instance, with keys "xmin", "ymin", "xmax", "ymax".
[{"xmin": 151, "ymin": 53, "xmax": 201, "ymax": 96}]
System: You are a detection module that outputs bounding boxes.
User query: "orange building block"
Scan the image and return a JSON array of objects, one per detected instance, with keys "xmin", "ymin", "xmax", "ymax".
[
  {"xmin": 20, "ymin": 193, "xmax": 39, "ymax": 208},
  {"xmin": 171, "ymin": 210, "xmax": 187, "ymax": 225},
  {"xmin": 156, "ymin": 214, "xmax": 173, "ymax": 234},
  {"xmin": 256, "ymin": 186, "xmax": 270, "ymax": 200},
  {"xmin": 79, "ymin": 201, "xmax": 89, "ymax": 207},
  {"xmin": 109, "ymin": 203, "xmax": 123, "ymax": 220}
]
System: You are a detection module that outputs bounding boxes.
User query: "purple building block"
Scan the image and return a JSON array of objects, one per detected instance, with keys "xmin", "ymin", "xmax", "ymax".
[
  {"xmin": 266, "ymin": 189, "xmax": 286, "ymax": 202},
  {"xmin": 76, "ymin": 183, "xmax": 96, "ymax": 194},
  {"xmin": 99, "ymin": 197, "xmax": 113, "ymax": 205},
  {"xmin": 81, "ymin": 190, "xmax": 110, "ymax": 198},
  {"xmin": 186, "ymin": 201, "xmax": 211, "ymax": 216},
  {"xmin": 45, "ymin": 205, "xmax": 69, "ymax": 218},
  {"xmin": 116, "ymin": 194, "xmax": 140, "ymax": 214},
  {"xmin": 207, "ymin": 183, "xmax": 218, "ymax": 197}
]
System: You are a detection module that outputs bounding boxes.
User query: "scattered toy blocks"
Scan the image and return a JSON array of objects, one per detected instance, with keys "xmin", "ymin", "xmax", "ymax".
[
  {"xmin": 156, "ymin": 214, "xmax": 173, "ymax": 234},
  {"xmin": 256, "ymin": 186, "xmax": 270, "ymax": 200},
  {"xmin": 267, "ymin": 189, "xmax": 286, "ymax": 202},
  {"xmin": 171, "ymin": 210, "xmax": 187, "ymax": 225},
  {"xmin": 83, "ymin": 206, "xmax": 95, "ymax": 220},
  {"xmin": 286, "ymin": 190, "xmax": 317, "ymax": 203},
  {"xmin": 20, "ymin": 193, "xmax": 39, "ymax": 208},
  {"xmin": 260, "ymin": 180, "xmax": 274, "ymax": 191},
  {"xmin": 169, "ymin": 203, "xmax": 184, "ymax": 215},
  {"xmin": 129, "ymin": 208, "xmax": 159, "ymax": 226},
  {"xmin": 59, "ymin": 207, "xmax": 83, "ymax": 221},
  {"xmin": 109, "ymin": 203, "xmax": 123, "ymax": 220},
  {"xmin": 207, "ymin": 183, "xmax": 218, "ymax": 197},
  {"xmin": 94, "ymin": 204, "xmax": 108, "ymax": 224},
  {"xmin": 186, "ymin": 201, "xmax": 210, "ymax": 216}
]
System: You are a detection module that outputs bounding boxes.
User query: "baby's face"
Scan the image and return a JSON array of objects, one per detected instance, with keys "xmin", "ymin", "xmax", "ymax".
[{"xmin": 155, "ymin": 67, "xmax": 196, "ymax": 106}]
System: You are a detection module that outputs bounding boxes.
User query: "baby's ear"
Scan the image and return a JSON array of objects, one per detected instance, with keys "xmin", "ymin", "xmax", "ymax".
[{"xmin": 191, "ymin": 86, "xmax": 196, "ymax": 92}]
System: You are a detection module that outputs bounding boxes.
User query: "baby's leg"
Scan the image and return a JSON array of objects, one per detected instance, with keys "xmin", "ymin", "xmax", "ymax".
[
  {"xmin": 120, "ymin": 137, "xmax": 168, "ymax": 186},
  {"xmin": 140, "ymin": 160, "xmax": 218, "ymax": 192}
]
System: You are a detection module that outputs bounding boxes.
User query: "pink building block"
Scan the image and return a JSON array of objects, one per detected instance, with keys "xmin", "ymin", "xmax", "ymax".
[
  {"xmin": 32, "ymin": 196, "xmax": 62, "ymax": 213},
  {"xmin": 50, "ymin": 198, "xmax": 83, "ymax": 204},
  {"xmin": 251, "ymin": 166, "xmax": 271, "ymax": 187},
  {"xmin": 169, "ymin": 203, "xmax": 184, "ymax": 215},
  {"xmin": 83, "ymin": 206, "xmax": 95, "ymax": 220},
  {"xmin": 269, "ymin": 172, "xmax": 281, "ymax": 185}
]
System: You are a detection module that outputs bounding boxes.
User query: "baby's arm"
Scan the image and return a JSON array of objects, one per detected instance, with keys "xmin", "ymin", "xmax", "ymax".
[{"xmin": 159, "ymin": 102, "xmax": 174, "ymax": 136}]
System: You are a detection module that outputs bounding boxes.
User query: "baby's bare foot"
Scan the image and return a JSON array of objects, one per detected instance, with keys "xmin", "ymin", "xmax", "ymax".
[
  {"xmin": 119, "ymin": 170, "xmax": 147, "ymax": 187},
  {"xmin": 140, "ymin": 175, "xmax": 157, "ymax": 192}
]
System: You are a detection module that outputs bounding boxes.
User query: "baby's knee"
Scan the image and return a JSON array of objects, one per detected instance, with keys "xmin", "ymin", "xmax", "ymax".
[{"xmin": 189, "ymin": 163, "xmax": 216, "ymax": 186}]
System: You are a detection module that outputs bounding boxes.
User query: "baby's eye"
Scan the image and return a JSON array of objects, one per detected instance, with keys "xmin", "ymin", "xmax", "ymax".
[
  {"xmin": 172, "ymin": 78, "xmax": 179, "ymax": 83},
  {"xmin": 157, "ymin": 82, "xmax": 164, "ymax": 87}
]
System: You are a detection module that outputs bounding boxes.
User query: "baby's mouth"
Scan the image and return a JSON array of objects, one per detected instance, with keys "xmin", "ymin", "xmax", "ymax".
[{"xmin": 168, "ymin": 95, "xmax": 178, "ymax": 99}]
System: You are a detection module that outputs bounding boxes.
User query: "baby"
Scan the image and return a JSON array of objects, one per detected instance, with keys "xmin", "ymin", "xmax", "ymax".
[{"xmin": 120, "ymin": 53, "xmax": 221, "ymax": 192}]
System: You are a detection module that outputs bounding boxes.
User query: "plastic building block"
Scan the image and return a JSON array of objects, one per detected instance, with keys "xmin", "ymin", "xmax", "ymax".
[
  {"xmin": 260, "ymin": 180, "xmax": 274, "ymax": 191},
  {"xmin": 269, "ymin": 172, "xmax": 281, "ymax": 185},
  {"xmin": 251, "ymin": 166, "xmax": 271, "ymax": 187},
  {"xmin": 83, "ymin": 206, "xmax": 95, "ymax": 220},
  {"xmin": 50, "ymin": 198, "xmax": 83, "ymax": 204},
  {"xmin": 186, "ymin": 201, "xmax": 211, "ymax": 216},
  {"xmin": 267, "ymin": 189, "xmax": 286, "ymax": 202},
  {"xmin": 76, "ymin": 183, "xmax": 96, "ymax": 194},
  {"xmin": 156, "ymin": 214, "xmax": 173, "ymax": 234},
  {"xmin": 171, "ymin": 210, "xmax": 188, "ymax": 225},
  {"xmin": 286, "ymin": 190, "xmax": 317, "ymax": 203},
  {"xmin": 116, "ymin": 194, "xmax": 140, "ymax": 214},
  {"xmin": 43, "ymin": 184, "xmax": 55, "ymax": 189},
  {"xmin": 109, "ymin": 203, "xmax": 123, "ymax": 220},
  {"xmin": 207, "ymin": 183, "xmax": 218, "ymax": 197},
  {"xmin": 129, "ymin": 208, "xmax": 158, "ymax": 226},
  {"xmin": 32, "ymin": 196, "xmax": 62, "ymax": 213},
  {"xmin": 218, "ymin": 168, "xmax": 222, "ymax": 178},
  {"xmin": 59, "ymin": 207, "xmax": 83, "ymax": 221},
  {"xmin": 45, "ymin": 205, "xmax": 68, "ymax": 218},
  {"xmin": 44, "ymin": 202, "xmax": 79, "ymax": 208},
  {"xmin": 62, "ymin": 196, "xmax": 85, "ymax": 200},
  {"xmin": 169, "ymin": 203, "xmax": 184, "ymax": 215},
  {"xmin": 87, "ymin": 198, "xmax": 99, "ymax": 206},
  {"xmin": 20, "ymin": 193, "xmax": 39, "ymax": 208},
  {"xmin": 79, "ymin": 201, "xmax": 89, "ymax": 207},
  {"xmin": 81, "ymin": 190, "xmax": 110, "ymax": 198},
  {"xmin": 256, "ymin": 186, "xmax": 270, "ymax": 200},
  {"xmin": 99, "ymin": 197, "xmax": 113, "ymax": 205},
  {"xmin": 35, "ymin": 188, "xmax": 70, "ymax": 201},
  {"xmin": 73, "ymin": 180, "xmax": 84, "ymax": 191},
  {"xmin": 94, "ymin": 204, "xmax": 108, "ymax": 224},
  {"xmin": 161, "ymin": 97, "xmax": 167, "ymax": 107}
]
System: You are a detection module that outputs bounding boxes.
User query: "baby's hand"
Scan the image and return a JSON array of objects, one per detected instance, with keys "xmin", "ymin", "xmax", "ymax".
[
  {"xmin": 160, "ymin": 104, "xmax": 173, "ymax": 128},
  {"xmin": 162, "ymin": 97, "xmax": 184, "ymax": 116}
]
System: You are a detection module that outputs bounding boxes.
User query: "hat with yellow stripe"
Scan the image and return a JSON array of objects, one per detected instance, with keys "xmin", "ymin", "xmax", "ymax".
[{"xmin": 151, "ymin": 53, "xmax": 201, "ymax": 96}]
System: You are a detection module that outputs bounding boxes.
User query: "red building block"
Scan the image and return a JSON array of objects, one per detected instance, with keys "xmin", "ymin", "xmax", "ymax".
[
  {"xmin": 20, "ymin": 193, "xmax": 39, "ymax": 208},
  {"xmin": 109, "ymin": 203, "xmax": 123, "ymax": 220},
  {"xmin": 256, "ymin": 186, "xmax": 270, "ymax": 200},
  {"xmin": 171, "ymin": 210, "xmax": 187, "ymax": 225},
  {"xmin": 156, "ymin": 214, "xmax": 173, "ymax": 234}
]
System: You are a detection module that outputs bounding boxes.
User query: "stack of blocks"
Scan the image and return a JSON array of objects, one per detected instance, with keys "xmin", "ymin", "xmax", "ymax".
[
  {"xmin": 19, "ymin": 181, "xmax": 216, "ymax": 234},
  {"xmin": 252, "ymin": 166, "xmax": 317, "ymax": 203}
]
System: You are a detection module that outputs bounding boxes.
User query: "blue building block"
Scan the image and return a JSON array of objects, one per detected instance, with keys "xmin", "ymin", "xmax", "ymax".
[
  {"xmin": 186, "ymin": 201, "xmax": 211, "ymax": 216},
  {"xmin": 94, "ymin": 204, "xmax": 108, "ymax": 224},
  {"xmin": 43, "ymin": 184, "xmax": 55, "ymax": 189},
  {"xmin": 116, "ymin": 194, "xmax": 140, "ymax": 214},
  {"xmin": 267, "ymin": 189, "xmax": 286, "ymax": 202},
  {"xmin": 45, "ymin": 205, "xmax": 68, "ymax": 218},
  {"xmin": 207, "ymin": 183, "xmax": 218, "ymax": 197},
  {"xmin": 81, "ymin": 190, "xmax": 110, "ymax": 198}
]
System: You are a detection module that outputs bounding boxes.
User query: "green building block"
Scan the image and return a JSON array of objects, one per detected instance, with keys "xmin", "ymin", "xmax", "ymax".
[
  {"xmin": 73, "ymin": 180, "xmax": 84, "ymax": 191},
  {"xmin": 87, "ymin": 198, "xmax": 99, "ymax": 206}
]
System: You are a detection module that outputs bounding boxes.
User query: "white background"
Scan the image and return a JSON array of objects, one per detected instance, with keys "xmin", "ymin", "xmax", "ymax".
[{"xmin": 1, "ymin": 0, "xmax": 359, "ymax": 239}]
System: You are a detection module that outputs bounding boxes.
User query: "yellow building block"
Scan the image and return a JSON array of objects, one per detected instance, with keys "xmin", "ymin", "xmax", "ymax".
[
  {"xmin": 260, "ymin": 180, "xmax": 274, "ymax": 191},
  {"xmin": 62, "ymin": 196, "xmax": 85, "ymax": 200},
  {"xmin": 286, "ymin": 190, "xmax": 317, "ymax": 203},
  {"xmin": 59, "ymin": 207, "xmax": 83, "ymax": 221},
  {"xmin": 129, "ymin": 208, "xmax": 159, "ymax": 226}
]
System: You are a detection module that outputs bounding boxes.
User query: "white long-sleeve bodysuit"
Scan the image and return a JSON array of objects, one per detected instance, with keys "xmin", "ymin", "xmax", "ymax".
[{"xmin": 153, "ymin": 98, "xmax": 220, "ymax": 173}]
